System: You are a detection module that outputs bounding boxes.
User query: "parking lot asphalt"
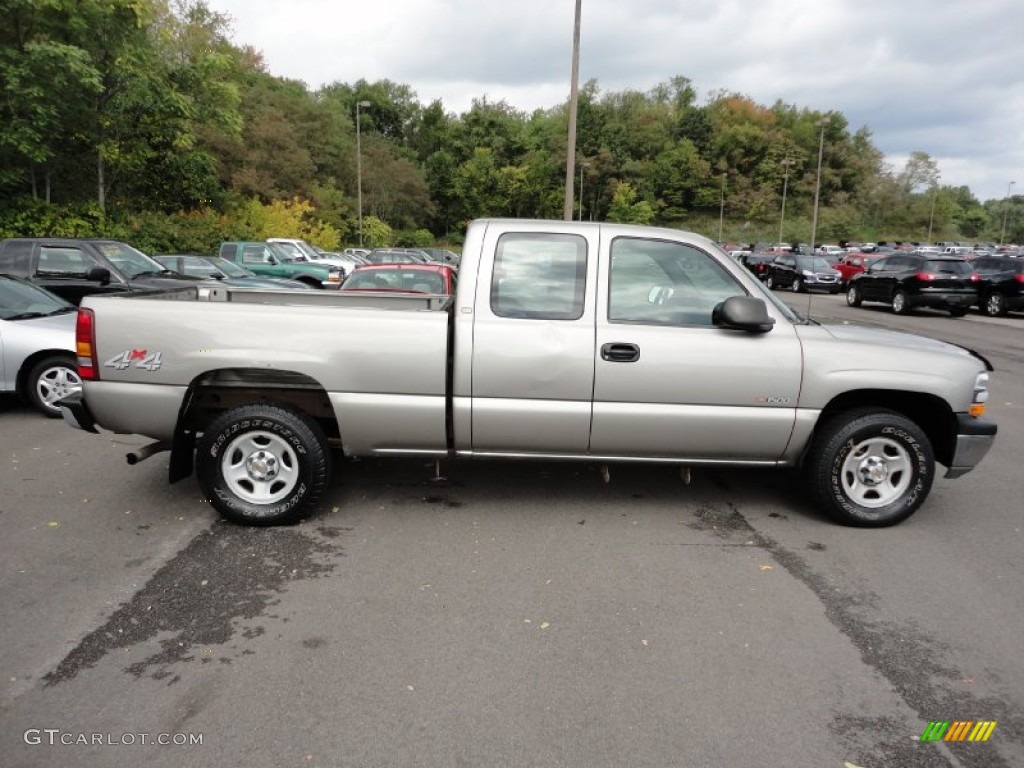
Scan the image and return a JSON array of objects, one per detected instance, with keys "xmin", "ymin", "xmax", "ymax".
[{"xmin": 1, "ymin": 295, "xmax": 1021, "ymax": 767}]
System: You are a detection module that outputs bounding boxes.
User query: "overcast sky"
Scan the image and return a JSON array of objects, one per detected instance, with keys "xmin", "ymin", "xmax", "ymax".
[{"xmin": 205, "ymin": 0, "xmax": 1022, "ymax": 203}]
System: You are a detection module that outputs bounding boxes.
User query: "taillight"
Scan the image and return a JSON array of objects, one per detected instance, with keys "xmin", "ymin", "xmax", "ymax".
[
  {"xmin": 970, "ymin": 273, "xmax": 981, "ymax": 282},
  {"xmin": 915, "ymin": 272, "xmax": 936, "ymax": 281},
  {"xmin": 1015, "ymin": 274, "xmax": 1024, "ymax": 284},
  {"xmin": 76, "ymin": 308, "xmax": 99, "ymax": 381}
]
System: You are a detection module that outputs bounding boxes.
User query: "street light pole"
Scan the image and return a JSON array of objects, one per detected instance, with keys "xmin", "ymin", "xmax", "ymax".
[
  {"xmin": 718, "ymin": 173, "xmax": 726, "ymax": 243},
  {"xmin": 356, "ymin": 100, "xmax": 371, "ymax": 247},
  {"xmin": 927, "ymin": 187, "xmax": 938, "ymax": 244},
  {"xmin": 578, "ymin": 161, "xmax": 589, "ymax": 221},
  {"xmin": 1000, "ymin": 180, "xmax": 1016, "ymax": 245},
  {"xmin": 778, "ymin": 157, "xmax": 795, "ymax": 246},
  {"xmin": 808, "ymin": 118, "xmax": 829, "ymax": 255}
]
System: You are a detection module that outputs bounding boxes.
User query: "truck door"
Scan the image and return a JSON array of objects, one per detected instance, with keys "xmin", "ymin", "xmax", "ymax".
[
  {"xmin": 590, "ymin": 235, "xmax": 802, "ymax": 461},
  {"xmin": 468, "ymin": 228, "xmax": 597, "ymax": 454}
]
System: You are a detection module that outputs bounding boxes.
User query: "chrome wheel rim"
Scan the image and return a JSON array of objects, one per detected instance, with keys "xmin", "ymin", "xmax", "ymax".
[
  {"xmin": 892, "ymin": 293, "xmax": 906, "ymax": 312},
  {"xmin": 986, "ymin": 294, "xmax": 1003, "ymax": 315},
  {"xmin": 221, "ymin": 430, "xmax": 299, "ymax": 504},
  {"xmin": 36, "ymin": 364, "xmax": 82, "ymax": 412},
  {"xmin": 840, "ymin": 436, "xmax": 912, "ymax": 508}
]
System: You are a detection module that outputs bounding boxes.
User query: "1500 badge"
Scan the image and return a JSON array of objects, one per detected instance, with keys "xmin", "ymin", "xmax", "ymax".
[{"xmin": 104, "ymin": 349, "xmax": 163, "ymax": 371}]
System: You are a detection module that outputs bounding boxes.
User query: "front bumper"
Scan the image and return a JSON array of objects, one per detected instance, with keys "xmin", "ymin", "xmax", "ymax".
[
  {"xmin": 944, "ymin": 414, "xmax": 997, "ymax": 478},
  {"xmin": 60, "ymin": 391, "xmax": 98, "ymax": 434}
]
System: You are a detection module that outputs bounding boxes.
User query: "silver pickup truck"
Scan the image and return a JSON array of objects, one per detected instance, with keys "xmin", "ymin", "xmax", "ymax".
[{"xmin": 61, "ymin": 219, "xmax": 996, "ymax": 528}]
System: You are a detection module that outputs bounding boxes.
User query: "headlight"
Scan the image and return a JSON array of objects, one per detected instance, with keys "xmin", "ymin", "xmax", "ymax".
[{"xmin": 970, "ymin": 372, "xmax": 989, "ymax": 417}]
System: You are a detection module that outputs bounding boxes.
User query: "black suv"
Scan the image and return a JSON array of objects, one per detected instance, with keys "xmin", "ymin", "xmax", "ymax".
[
  {"xmin": 846, "ymin": 254, "xmax": 977, "ymax": 315},
  {"xmin": 970, "ymin": 256, "xmax": 1024, "ymax": 316},
  {"xmin": 0, "ymin": 238, "xmax": 201, "ymax": 305},
  {"xmin": 764, "ymin": 254, "xmax": 842, "ymax": 293}
]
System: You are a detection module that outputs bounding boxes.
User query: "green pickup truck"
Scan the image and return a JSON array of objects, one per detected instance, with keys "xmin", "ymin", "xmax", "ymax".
[{"xmin": 218, "ymin": 241, "xmax": 342, "ymax": 289}]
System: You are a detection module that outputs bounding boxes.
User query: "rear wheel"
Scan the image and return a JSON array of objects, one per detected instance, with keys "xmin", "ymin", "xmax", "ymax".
[
  {"xmin": 805, "ymin": 409, "xmax": 934, "ymax": 527},
  {"xmin": 846, "ymin": 284, "xmax": 862, "ymax": 307},
  {"xmin": 196, "ymin": 404, "xmax": 330, "ymax": 526},
  {"xmin": 984, "ymin": 292, "xmax": 1006, "ymax": 317},
  {"xmin": 891, "ymin": 290, "xmax": 909, "ymax": 314},
  {"xmin": 791, "ymin": 277, "xmax": 804, "ymax": 293},
  {"xmin": 26, "ymin": 354, "xmax": 82, "ymax": 417},
  {"xmin": 765, "ymin": 275, "xmax": 776, "ymax": 289}
]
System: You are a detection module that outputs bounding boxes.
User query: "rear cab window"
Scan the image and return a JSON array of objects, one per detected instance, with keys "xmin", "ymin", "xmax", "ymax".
[{"xmin": 490, "ymin": 233, "xmax": 587, "ymax": 320}]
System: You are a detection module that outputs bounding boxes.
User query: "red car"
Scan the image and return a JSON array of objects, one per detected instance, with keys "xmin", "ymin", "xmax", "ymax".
[
  {"xmin": 340, "ymin": 263, "xmax": 457, "ymax": 295},
  {"xmin": 832, "ymin": 252, "xmax": 882, "ymax": 288}
]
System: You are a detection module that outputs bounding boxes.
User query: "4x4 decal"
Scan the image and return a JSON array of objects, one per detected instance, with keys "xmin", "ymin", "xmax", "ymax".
[{"xmin": 104, "ymin": 349, "xmax": 163, "ymax": 372}]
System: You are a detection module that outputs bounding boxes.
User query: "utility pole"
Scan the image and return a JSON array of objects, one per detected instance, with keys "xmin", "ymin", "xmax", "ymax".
[{"xmin": 563, "ymin": 0, "xmax": 582, "ymax": 221}]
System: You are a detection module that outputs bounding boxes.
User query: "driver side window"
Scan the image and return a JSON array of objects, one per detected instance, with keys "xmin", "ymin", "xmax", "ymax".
[{"xmin": 608, "ymin": 238, "xmax": 743, "ymax": 326}]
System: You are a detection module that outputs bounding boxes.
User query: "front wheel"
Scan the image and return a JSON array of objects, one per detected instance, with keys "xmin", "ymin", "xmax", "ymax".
[
  {"xmin": 196, "ymin": 404, "xmax": 330, "ymax": 526},
  {"xmin": 805, "ymin": 409, "xmax": 934, "ymax": 527},
  {"xmin": 27, "ymin": 354, "xmax": 82, "ymax": 417}
]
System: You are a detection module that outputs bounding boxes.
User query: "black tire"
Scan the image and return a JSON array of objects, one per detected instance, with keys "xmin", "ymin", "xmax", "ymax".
[
  {"xmin": 26, "ymin": 354, "xmax": 82, "ymax": 418},
  {"xmin": 891, "ymin": 289, "xmax": 909, "ymax": 314},
  {"xmin": 765, "ymin": 275, "xmax": 775, "ymax": 290},
  {"xmin": 791, "ymin": 277, "xmax": 803, "ymax": 293},
  {"xmin": 196, "ymin": 404, "xmax": 330, "ymax": 526},
  {"xmin": 983, "ymin": 292, "xmax": 1006, "ymax": 317},
  {"xmin": 805, "ymin": 408, "xmax": 934, "ymax": 527},
  {"xmin": 846, "ymin": 284, "xmax": 862, "ymax": 307}
]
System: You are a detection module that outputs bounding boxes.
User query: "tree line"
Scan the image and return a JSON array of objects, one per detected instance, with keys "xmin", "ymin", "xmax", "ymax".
[{"xmin": 1, "ymin": 0, "xmax": 1019, "ymax": 254}]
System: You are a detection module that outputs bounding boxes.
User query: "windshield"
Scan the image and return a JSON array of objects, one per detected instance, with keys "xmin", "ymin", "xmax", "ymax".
[
  {"xmin": 268, "ymin": 242, "xmax": 306, "ymax": 263},
  {"xmin": 0, "ymin": 275, "xmax": 74, "ymax": 319},
  {"xmin": 95, "ymin": 241, "xmax": 167, "ymax": 278},
  {"xmin": 207, "ymin": 257, "xmax": 250, "ymax": 278}
]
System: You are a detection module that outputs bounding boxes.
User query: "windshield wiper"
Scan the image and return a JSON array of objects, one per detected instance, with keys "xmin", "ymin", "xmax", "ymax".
[{"xmin": 5, "ymin": 311, "xmax": 48, "ymax": 321}]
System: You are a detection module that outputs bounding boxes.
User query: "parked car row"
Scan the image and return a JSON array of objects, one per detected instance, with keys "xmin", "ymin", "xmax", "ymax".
[{"xmin": 754, "ymin": 246, "xmax": 1024, "ymax": 318}]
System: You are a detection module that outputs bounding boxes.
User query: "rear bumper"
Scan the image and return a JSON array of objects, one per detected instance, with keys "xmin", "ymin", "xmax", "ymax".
[
  {"xmin": 60, "ymin": 392, "xmax": 98, "ymax": 434},
  {"xmin": 944, "ymin": 414, "xmax": 997, "ymax": 478},
  {"xmin": 912, "ymin": 291, "xmax": 977, "ymax": 309}
]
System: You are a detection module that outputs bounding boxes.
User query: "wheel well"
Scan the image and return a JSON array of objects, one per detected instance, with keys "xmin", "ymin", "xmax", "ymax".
[
  {"xmin": 180, "ymin": 368, "xmax": 340, "ymax": 441},
  {"xmin": 814, "ymin": 390, "xmax": 957, "ymax": 467},
  {"xmin": 16, "ymin": 349, "xmax": 75, "ymax": 397}
]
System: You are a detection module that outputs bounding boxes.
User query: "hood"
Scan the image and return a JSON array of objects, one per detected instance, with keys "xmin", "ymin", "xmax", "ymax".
[
  {"xmin": 815, "ymin": 322, "xmax": 993, "ymax": 370},
  {"xmin": 9, "ymin": 310, "xmax": 78, "ymax": 334},
  {"xmin": 131, "ymin": 272, "xmax": 204, "ymax": 288}
]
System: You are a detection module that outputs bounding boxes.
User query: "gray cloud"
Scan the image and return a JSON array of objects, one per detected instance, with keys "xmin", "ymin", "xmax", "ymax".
[{"xmin": 208, "ymin": 0, "xmax": 1023, "ymax": 201}]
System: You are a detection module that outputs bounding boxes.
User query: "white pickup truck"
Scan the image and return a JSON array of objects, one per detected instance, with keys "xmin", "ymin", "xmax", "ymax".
[{"xmin": 61, "ymin": 219, "xmax": 996, "ymax": 528}]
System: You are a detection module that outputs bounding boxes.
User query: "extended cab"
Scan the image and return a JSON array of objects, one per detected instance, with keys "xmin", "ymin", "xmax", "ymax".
[
  {"xmin": 217, "ymin": 241, "xmax": 342, "ymax": 289},
  {"xmin": 63, "ymin": 220, "xmax": 997, "ymax": 528}
]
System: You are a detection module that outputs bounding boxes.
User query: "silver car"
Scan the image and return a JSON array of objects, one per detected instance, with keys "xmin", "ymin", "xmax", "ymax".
[{"xmin": 0, "ymin": 274, "xmax": 81, "ymax": 416}]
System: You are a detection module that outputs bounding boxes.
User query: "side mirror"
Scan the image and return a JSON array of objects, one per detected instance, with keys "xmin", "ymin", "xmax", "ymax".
[
  {"xmin": 85, "ymin": 266, "xmax": 111, "ymax": 285},
  {"xmin": 712, "ymin": 296, "xmax": 775, "ymax": 333}
]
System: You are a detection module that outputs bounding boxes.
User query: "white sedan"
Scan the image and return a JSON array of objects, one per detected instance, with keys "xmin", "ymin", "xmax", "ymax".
[{"xmin": 0, "ymin": 274, "xmax": 81, "ymax": 416}]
